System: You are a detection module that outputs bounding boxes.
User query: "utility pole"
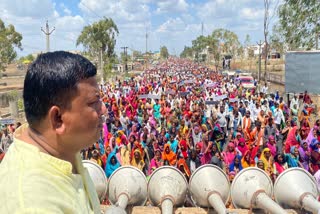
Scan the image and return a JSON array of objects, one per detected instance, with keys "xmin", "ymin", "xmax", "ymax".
[
  {"xmin": 121, "ymin": 46, "xmax": 128, "ymax": 72},
  {"xmin": 145, "ymin": 27, "xmax": 148, "ymax": 54},
  {"xmin": 145, "ymin": 27, "xmax": 148, "ymax": 70},
  {"xmin": 201, "ymin": 22, "xmax": 204, "ymax": 36},
  {"xmin": 257, "ymin": 40, "xmax": 263, "ymax": 83},
  {"xmin": 100, "ymin": 48, "xmax": 103, "ymax": 80},
  {"xmin": 316, "ymin": 22, "xmax": 319, "ymax": 50},
  {"xmin": 316, "ymin": 33, "xmax": 319, "ymax": 50},
  {"xmin": 41, "ymin": 20, "xmax": 55, "ymax": 52}
]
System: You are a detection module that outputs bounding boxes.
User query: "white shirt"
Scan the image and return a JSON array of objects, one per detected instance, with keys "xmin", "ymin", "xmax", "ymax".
[
  {"xmin": 261, "ymin": 86, "xmax": 268, "ymax": 94},
  {"xmin": 274, "ymin": 108, "xmax": 285, "ymax": 125},
  {"xmin": 290, "ymin": 97, "xmax": 299, "ymax": 109},
  {"xmin": 217, "ymin": 112, "xmax": 227, "ymax": 127},
  {"xmin": 251, "ymin": 107, "xmax": 260, "ymax": 121}
]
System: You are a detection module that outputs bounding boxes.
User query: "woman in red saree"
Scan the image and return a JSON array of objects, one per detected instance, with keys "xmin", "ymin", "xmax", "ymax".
[{"xmin": 285, "ymin": 126, "xmax": 301, "ymax": 153}]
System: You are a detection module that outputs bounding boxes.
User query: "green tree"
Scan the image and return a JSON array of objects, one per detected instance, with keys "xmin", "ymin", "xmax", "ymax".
[
  {"xmin": 25, "ymin": 54, "xmax": 34, "ymax": 61},
  {"xmin": 180, "ymin": 46, "xmax": 193, "ymax": 58},
  {"xmin": 269, "ymin": 25, "xmax": 285, "ymax": 56},
  {"xmin": 211, "ymin": 28, "xmax": 241, "ymax": 57},
  {"xmin": 278, "ymin": 0, "xmax": 320, "ymax": 50},
  {"xmin": 0, "ymin": 19, "xmax": 22, "ymax": 72},
  {"xmin": 244, "ymin": 34, "xmax": 254, "ymax": 58},
  {"xmin": 160, "ymin": 46, "xmax": 169, "ymax": 59},
  {"xmin": 192, "ymin": 35, "xmax": 209, "ymax": 62},
  {"xmin": 76, "ymin": 17, "xmax": 119, "ymax": 75},
  {"xmin": 19, "ymin": 54, "xmax": 34, "ymax": 63},
  {"xmin": 120, "ymin": 52, "xmax": 129, "ymax": 63},
  {"xmin": 132, "ymin": 50, "xmax": 142, "ymax": 60},
  {"xmin": 210, "ymin": 28, "xmax": 240, "ymax": 70}
]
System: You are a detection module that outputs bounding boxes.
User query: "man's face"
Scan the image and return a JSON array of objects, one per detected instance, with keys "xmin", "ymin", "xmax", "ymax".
[
  {"xmin": 256, "ymin": 123, "xmax": 261, "ymax": 129},
  {"xmin": 191, "ymin": 151, "xmax": 197, "ymax": 159},
  {"xmin": 61, "ymin": 77, "xmax": 106, "ymax": 152},
  {"xmin": 170, "ymin": 136, "xmax": 174, "ymax": 142},
  {"xmin": 220, "ymin": 106, "xmax": 224, "ymax": 113},
  {"xmin": 246, "ymin": 111, "xmax": 250, "ymax": 118}
]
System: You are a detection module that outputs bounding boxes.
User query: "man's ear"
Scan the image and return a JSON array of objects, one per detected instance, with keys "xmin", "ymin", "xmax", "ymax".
[{"xmin": 48, "ymin": 106, "xmax": 66, "ymax": 135}]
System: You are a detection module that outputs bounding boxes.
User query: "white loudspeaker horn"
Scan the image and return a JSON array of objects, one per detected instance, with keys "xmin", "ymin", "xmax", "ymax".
[
  {"xmin": 105, "ymin": 166, "xmax": 148, "ymax": 214},
  {"xmin": 274, "ymin": 168, "xmax": 320, "ymax": 213},
  {"xmin": 148, "ymin": 166, "xmax": 188, "ymax": 214},
  {"xmin": 82, "ymin": 160, "xmax": 108, "ymax": 202},
  {"xmin": 230, "ymin": 167, "xmax": 287, "ymax": 214},
  {"xmin": 189, "ymin": 164, "xmax": 230, "ymax": 214}
]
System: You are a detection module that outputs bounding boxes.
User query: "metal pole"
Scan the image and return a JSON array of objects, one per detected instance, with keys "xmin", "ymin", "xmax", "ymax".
[
  {"xmin": 125, "ymin": 47, "xmax": 128, "ymax": 72},
  {"xmin": 100, "ymin": 48, "xmax": 103, "ymax": 80},
  {"xmin": 257, "ymin": 40, "xmax": 262, "ymax": 83},
  {"xmin": 41, "ymin": 20, "xmax": 55, "ymax": 52}
]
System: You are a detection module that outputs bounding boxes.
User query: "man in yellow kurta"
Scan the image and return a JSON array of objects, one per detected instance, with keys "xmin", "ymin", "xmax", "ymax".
[{"xmin": 0, "ymin": 51, "xmax": 105, "ymax": 213}]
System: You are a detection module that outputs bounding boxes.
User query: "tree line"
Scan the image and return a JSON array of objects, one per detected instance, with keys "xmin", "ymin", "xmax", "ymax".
[{"xmin": 180, "ymin": 0, "xmax": 320, "ymax": 64}]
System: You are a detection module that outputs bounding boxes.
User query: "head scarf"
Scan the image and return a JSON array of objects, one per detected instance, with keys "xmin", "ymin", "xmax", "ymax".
[
  {"xmin": 306, "ymin": 127, "xmax": 318, "ymax": 146},
  {"xmin": 179, "ymin": 140, "xmax": 188, "ymax": 159},
  {"xmin": 310, "ymin": 139, "xmax": 319, "ymax": 151},
  {"xmin": 241, "ymin": 150, "xmax": 254, "ymax": 168},
  {"xmin": 268, "ymin": 135, "xmax": 275, "ymax": 142},
  {"xmin": 105, "ymin": 151, "xmax": 121, "ymax": 178},
  {"xmin": 285, "ymin": 126, "xmax": 299, "ymax": 153},
  {"xmin": 259, "ymin": 148, "xmax": 273, "ymax": 172},
  {"xmin": 237, "ymin": 138, "xmax": 248, "ymax": 156},
  {"xmin": 177, "ymin": 158, "xmax": 191, "ymax": 177},
  {"xmin": 131, "ymin": 149, "xmax": 145, "ymax": 170},
  {"xmin": 162, "ymin": 144, "xmax": 177, "ymax": 166},
  {"xmin": 223, "ymin": 143, "xmax": 236, "ymax": 165},
  {"xmin": 286, "ymin": 146, "xmax": 299, "ymax": 168},
  {"xmin": 229, "ymin": 154, "xmax": 243, "ymax": 172}
]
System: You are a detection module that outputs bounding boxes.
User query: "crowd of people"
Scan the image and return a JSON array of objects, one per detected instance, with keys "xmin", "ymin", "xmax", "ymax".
[
  {"xmin": 78, "ymin": 58, "xmax": 320, "ymax": 184},
  {"xmin": 1, "ymin": 57, "xmax": 320, "ymax": 199}
]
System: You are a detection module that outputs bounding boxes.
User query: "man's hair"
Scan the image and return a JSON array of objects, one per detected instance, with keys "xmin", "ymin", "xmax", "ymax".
[{"xmin": 23, "ymin": 51, "xmax": 96, "ymax": 126}]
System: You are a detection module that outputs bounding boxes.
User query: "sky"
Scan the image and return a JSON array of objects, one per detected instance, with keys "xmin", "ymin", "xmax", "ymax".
[{"xmin": 0, "ymin": 0, "xmax": 281, "ymax": 57}]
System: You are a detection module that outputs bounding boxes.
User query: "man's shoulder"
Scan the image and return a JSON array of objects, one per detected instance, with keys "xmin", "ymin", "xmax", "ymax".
[{"xmin": 0, "ymin": 169, "xmax": 79, "ymax": 214}]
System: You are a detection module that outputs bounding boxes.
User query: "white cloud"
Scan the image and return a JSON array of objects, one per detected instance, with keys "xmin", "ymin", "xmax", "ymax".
[
  {"xmin": 78, "ymin": 0, "xmax": 151, "ymax": 23},
  {"xmin": 155, "ymin": 0, "xmax": 188, "ymax": 14},
  {"xmin": 0, "ymin": 0, "xmax": 279, "ymax": 57},
  {"xmin": 54, "ymin": 15, "xmax": 85, "ymax": 32},
  {"xmin": 240, "ymin": 8, "xmax": 264, "ymax": 20},
  {"xmin": 60, "ymin": 3, "xmax": 72, "ymax": 16},
  {"xmin": 78, "ymin": 0, "xmax": 153, "ymax": 53},
  {"xmin": 0, "ymin": 0, "xmax": 87, "ymax": 55},
  {"xmin": 0, "ymin": 0, "xmax": 56, "ymax": 18},
  {"xmin": 157, "ymin": 17, "xmax": 185, "ymax": 33}
]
